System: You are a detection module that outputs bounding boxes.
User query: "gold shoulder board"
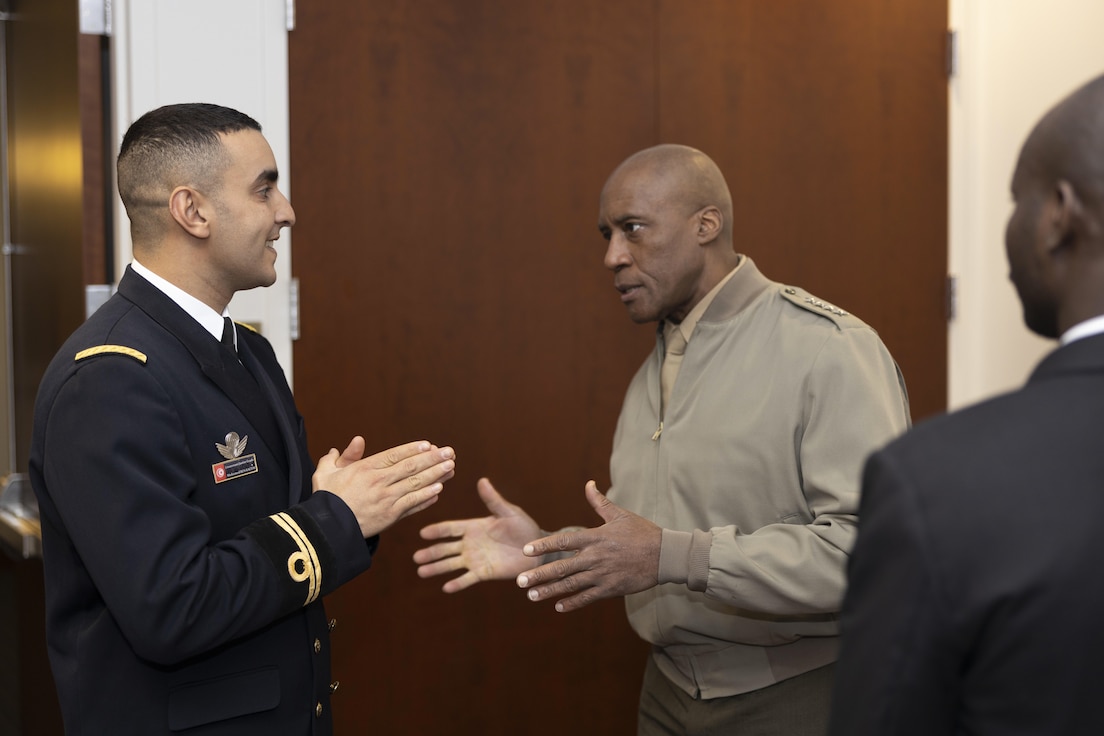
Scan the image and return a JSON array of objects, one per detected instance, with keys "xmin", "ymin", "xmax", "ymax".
[{"xmin": 74, "ymin": 345, "xmax": 148, "ymax": 364}]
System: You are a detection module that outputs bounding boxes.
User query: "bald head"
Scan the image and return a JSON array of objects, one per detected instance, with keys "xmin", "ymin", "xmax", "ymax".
[
  {"xmin": 604, "ymin": 144, "xmax": 735, "ymax": 246},
  {"xmin": 598, "ymin": 144, "xmax": 740, "ymax": 324},
  {"xmin": 1018, "ymin": 74, "xmax": 1104, "ymax": 213},
  {"xmin": 1007, "ymin": 73, "xmax": 1104, "ymax": 339}
]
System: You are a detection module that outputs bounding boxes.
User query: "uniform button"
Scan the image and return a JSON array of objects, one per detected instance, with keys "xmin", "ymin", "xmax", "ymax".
[
  {"xmin": 330, "ymin": 681, "xmax": 340, "ymax": 694},
  {"xmin": 328, "ymin": 618, "xmax": 337, "ymax": 631},
  {"xmin": 315, "ymin": 702, "xmax": 323, "ymax": 718},
  {"xmin": 313, "ymin": 638, "xmax": 322, "ymax": 654}
]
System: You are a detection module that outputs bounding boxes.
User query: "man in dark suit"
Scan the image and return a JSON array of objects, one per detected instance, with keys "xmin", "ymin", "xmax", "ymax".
[
  {"xmin": 29, "ymin": 103, "xmax": 456, "ymax": 735},
  {"xmin": 829, "ymin": 72, "xmax": 1104, "ymax": 735}
]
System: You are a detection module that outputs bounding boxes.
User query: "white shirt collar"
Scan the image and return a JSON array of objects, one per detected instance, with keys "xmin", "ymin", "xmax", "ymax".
[
  {"xmin": 130, "ymin": 259, "xmax": 232, "ymax": 346},
  {"xmin": 1060, "ymin": 314, "xmax": 1104, "ymax": 346}
]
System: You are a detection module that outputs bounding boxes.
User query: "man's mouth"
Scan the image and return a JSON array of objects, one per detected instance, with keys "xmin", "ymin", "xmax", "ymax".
[{"xmin": 616, "ymin": 284, "xmax": 641, "ymax": 302}]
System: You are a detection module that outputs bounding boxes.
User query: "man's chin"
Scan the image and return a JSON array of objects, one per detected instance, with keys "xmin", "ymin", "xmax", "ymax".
[
  {"xmin": 624, "ymin": 306, "xmax": 659, "ymax": 325},
  {"xmin": 240, "ymin": 271, "xmax": 278, "ymax": 292}
]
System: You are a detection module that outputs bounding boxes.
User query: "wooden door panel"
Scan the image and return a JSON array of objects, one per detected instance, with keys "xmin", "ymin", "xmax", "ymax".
[
  {"xmin": 291, "ymin": 3, "xmax": 656, "ymax": 734},
  {"xmin": 657, "ymin": 0, "xmax": 948, "ymax": 420}
]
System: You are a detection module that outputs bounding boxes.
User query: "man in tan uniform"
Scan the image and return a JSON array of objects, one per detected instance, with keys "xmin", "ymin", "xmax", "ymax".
[{"xmin": 415, "ymin": 144, "xmax": 910, "ymax": 735}]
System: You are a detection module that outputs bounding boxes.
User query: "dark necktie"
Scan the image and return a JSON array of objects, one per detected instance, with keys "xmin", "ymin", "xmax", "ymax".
[
  {"xmin": 221, "ymin": 316, "xmax": 236, "ymax": 355},
  {"xmin": 215, "ymin": 317, "xmax": 291, "ymax": 474}
]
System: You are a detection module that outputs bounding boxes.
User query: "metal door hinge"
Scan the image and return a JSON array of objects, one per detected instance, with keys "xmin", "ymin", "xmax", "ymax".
[
  {"xmin": 289, "ymin": 277, "xmax": 300, "ymax": 340},
  {"xmin": 85, "ymin": 284, "xmax": 113, "ymax": 319},
  {"xmin": 945, "ymin": 29, "xmax": 957, "ymax": 78},
  {"xmin": 945, "ymin": 274, "xmax": 957, "ymax": 322},
  {"xmin": 79, "ymin": 0, "xmax": 112, "ymax": 36},
  {"xmin": 286, "ymin": 0, "xmax": 296, "ymax": 31}
]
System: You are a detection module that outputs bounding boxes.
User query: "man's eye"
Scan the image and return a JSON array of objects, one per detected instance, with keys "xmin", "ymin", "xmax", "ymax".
[
  {"xmin": 624, "ymin": 223, "xmax": 643, "ymax": 234},
  {"xmin": 259, "ymin": 187, "xmax": 272, "ymax": 199}
]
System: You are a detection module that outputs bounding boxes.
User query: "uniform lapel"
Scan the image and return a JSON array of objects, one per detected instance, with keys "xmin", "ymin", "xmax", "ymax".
[
  {"xmin": 236, "ymin": 336, "xmax": 303, "ymax": 506},
  {"xmin": 116, "ymin": 268, "xmax": 290, "ymax": 475}
]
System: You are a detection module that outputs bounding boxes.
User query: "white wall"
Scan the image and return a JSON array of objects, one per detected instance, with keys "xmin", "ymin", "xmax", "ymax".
[
  {"xmin": 110, "ymin": 0, "xmax": 295, "ymax": 382},
  {"xmin": 948, "ymin": 0, "xmax": 1104, "ymax": 409}
]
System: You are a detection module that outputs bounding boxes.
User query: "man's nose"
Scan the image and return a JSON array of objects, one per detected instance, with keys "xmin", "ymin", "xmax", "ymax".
[
  {"xmin": 604, "ymin": 234, "xmax": 630, "ymax": 271},
  {"xmin": 276, "ymin": 189, "xmax": 296, "ymax": 228}
]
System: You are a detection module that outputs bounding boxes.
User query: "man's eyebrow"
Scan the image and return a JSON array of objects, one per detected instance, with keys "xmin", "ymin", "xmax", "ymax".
[
  {"xmin": 252, "ymin": 169, "xmax": 279, "ymax": 186},
  {"xmin": 610, "ymin": 213, "xmax": 643, "ymax": 226}
]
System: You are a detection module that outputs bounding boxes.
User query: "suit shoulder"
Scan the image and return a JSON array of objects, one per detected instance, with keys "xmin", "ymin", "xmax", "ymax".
[{"xmin": 234, "ymin": 320, "xmax": 279, "ymax": 359}]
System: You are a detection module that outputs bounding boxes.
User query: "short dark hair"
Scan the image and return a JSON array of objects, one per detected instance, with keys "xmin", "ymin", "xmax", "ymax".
[{"xmin": 117, "ymin": 103, "xmax": 262, "ymax": 242}]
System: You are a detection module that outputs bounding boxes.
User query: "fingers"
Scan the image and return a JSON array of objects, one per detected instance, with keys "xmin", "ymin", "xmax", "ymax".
[
  {"xmin": 391, "ymin": 479, "xmax": 446, "ymax": 518},
  {"xmin": 440, "ymin": 570, "xmax": 481, "ymax": 594},
  {"xmin": 316, "ymin": 447, "xmax": 340, "ymax": 471},
  {"xmin": 402, "ymin": 492, "xmax": 441, "ymax": 519},
  {"xmin": 522, "ymin": 528, "xmax": 581, "ymax": 558},
  {"xmin": 336, "ymin": 435, "xmax": 366, "ymax": 468},
  {"xmin": 476, "ymin": 477, "xmax": 513, "ymax": 516},
  {"xmin": 584, "ymin": 480, "xmax": 620, "ymax": 523},
  {"xmin": 412, "ymin": 539, "xmax": 463, "ymax": 566},
  {"xmin": 412, "ymin": 540, "xmax": 481, "ymax": 593},
  {"xmin": 327, "ymin": 439, "xmax": 457, "ymax": 538},
  {"xmin": 414, "ymin": 551, "xmax": 469, "ymax": 579},
  {"xmin": 516, "ymin": 557, "xmax": 580, "ymax": 591},
  {"xmin": 382, "ymin": 445, "xmax": 456, "ymax": 492},
  {"xmin": 366, "ymin": 440, "xmax": 436, "ymax": 470},
  {"xmin": 418, "ymin": 519, "xmax": 471, "ymax": 541},
  {"xmin": 516, "ymin": 559, "xmax": 596, "ymax": 612}
]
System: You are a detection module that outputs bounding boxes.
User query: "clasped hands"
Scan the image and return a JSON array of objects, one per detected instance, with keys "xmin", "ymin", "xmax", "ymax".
[
  {"xmin": 414, "ymin": 478, "xmax": 661, "ymax": 613},
  {"xmin": 313, "ymin": 436, "xmax": 456, "ymax": 539}
]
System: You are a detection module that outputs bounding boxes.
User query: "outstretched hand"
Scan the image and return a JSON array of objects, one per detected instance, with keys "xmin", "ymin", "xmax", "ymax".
[
  {"xmin": 313, "ymin": 437, "xmax": 456, "ymax": 539},
  {"xmin": 414, "ymin": 477, "xmax": 541, "ymax": 593},
  {"xmin": 515, "ymin": 481, "xmax": 661, "ymax": 613}
]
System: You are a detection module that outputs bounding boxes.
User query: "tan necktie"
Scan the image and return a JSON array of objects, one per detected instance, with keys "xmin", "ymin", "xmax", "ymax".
[{"xmin": 661, "ymin": 326, "xmax": 687, "ymax": 410}]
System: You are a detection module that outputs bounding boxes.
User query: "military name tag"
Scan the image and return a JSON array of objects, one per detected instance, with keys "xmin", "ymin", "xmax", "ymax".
[
  {"xmin": 213, "ymin": 453, "xmax": 259, "ymax": 483},
  {"xmin": 212, "ymin": 431, "xmax": 257, "ymax": 484}
]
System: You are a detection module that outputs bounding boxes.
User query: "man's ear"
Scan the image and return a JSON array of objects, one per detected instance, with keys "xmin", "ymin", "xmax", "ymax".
[
  {"xmin": 1045, "ymin": 179, "xmax": 1083, "ymax": 254},
  {"xmin": 168, "ymin": 186, "xmax": 211, "ymax": 239},
  {"xmin": 695, "ymin": 205, "xmax": 723, "ymax": 245}
]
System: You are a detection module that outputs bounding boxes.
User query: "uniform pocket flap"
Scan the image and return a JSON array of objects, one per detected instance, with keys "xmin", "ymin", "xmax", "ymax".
[{"xmin": 168, "ymin": 666, "xmax": 280, "ymax": 731}]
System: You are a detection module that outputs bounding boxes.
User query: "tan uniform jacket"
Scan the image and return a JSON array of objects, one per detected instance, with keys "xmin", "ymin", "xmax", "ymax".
[{"xmin": 608, "ymin": 257, "xmax": 911, "ymax": 699}]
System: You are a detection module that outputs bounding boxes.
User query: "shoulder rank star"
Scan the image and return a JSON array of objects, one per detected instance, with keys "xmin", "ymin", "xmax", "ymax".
[
  {"xmin": 804, "ymin": 296, "xmax": 849, "ymax": 317},
  {"xmin": 216, "ymin": 432, "xmax": 248, "ymax": 459}
]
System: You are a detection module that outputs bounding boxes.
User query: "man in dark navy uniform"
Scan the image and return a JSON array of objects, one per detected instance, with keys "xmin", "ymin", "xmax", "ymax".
[{"xmin": 29, "ymin": 103, "xmax": 455, "ymax": 735}]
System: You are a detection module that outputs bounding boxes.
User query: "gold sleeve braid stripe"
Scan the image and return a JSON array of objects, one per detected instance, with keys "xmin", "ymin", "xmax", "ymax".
[
  {"xmin": 75, "ymin": 345, "xmax": 148, "ymax": 363},
  {"xmin": 270, "ymin": 511, "xmax": 322, "ymax": 606}
]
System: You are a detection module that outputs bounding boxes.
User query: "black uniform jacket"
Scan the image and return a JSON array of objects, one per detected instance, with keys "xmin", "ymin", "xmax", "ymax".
[
  {"xmin": 830, "ymin": 332, "xmax": 1104, "ymax": 735},
  {"xmin": 29, "ymin": 266, "xmax": 375, "ymax": 735}
]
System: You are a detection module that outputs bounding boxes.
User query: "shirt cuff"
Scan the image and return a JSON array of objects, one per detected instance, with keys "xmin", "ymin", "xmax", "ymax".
[{"xmin": 658, "ymin": 528, "xmax": 711, "ymax": 592}]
